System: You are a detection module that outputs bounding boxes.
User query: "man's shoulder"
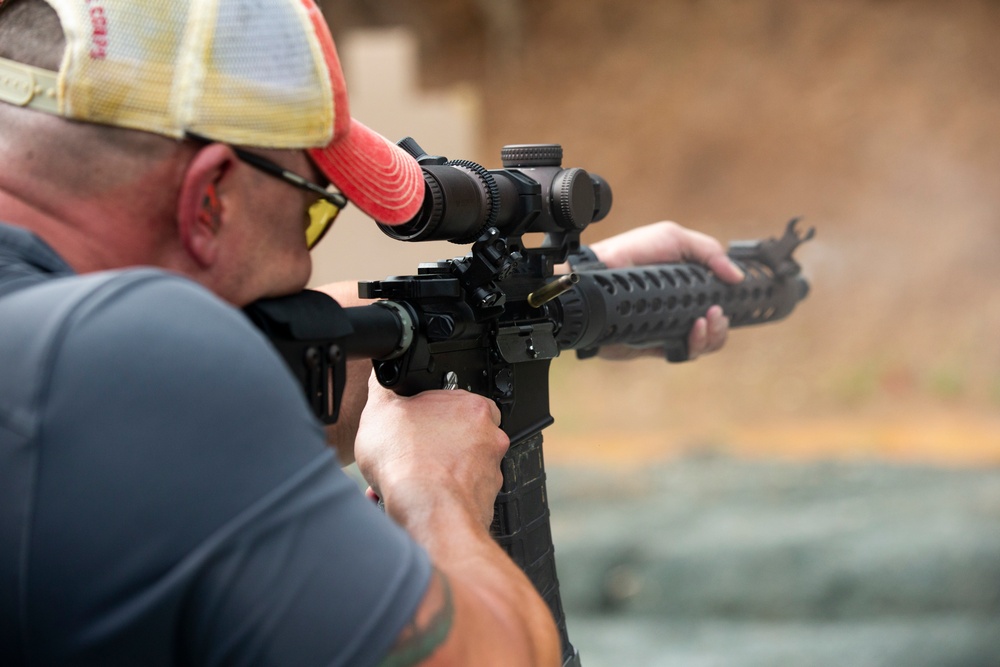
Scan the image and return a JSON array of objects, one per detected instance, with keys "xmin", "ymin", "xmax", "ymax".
[
  {"xmin": 0, "ymin": 268, "xmax": 287, "ymax": 435},
  {"xmin": 0, "ymin": 267, "xmax": 259, "ymax": 371},
  {"xmin": 2, "ymin": 267, "xmax": 261, "ymax": 352},
  {"xmin": 1, "ymin": 267, "xmax": 225, "ymax": 321},
  {"xmin": 37, "ymin": 268, "xmax": 235, "ymax": 322}
]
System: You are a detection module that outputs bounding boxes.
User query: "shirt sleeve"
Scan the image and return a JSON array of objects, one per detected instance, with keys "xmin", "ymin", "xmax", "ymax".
[{"xmin": 28, "ymin": 271, "xmax": 430, "ymax": 667}]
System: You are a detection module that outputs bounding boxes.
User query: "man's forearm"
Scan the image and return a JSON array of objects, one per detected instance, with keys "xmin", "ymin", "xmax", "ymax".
[{"xmin": 382, "ymin": 483, "xmax": 562, "ymax": 666}]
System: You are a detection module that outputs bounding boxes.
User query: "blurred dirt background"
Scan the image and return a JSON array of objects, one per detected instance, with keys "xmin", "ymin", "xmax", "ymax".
[{"xmin": 322, "ymin": 0, "xmax": 1000, "ymax": 467}]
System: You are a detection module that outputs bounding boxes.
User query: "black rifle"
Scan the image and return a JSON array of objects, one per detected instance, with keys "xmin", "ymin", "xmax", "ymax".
[{"xmin": 245, "ymin": 140, "xmax": 814, "ymax": 667}]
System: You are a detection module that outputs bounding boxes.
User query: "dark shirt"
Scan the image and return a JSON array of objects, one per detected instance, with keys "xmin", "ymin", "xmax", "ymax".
[{"xmin": 0, "ymin": 222, "xmax": 430, "ymax": 666}]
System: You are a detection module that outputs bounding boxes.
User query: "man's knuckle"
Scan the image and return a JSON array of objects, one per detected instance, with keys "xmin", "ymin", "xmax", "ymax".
[{"xmin": 465, "ymin": 396, "xmax": 490, "ymax": 419}]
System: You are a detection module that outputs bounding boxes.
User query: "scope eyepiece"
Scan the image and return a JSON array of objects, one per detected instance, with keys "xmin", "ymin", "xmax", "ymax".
[{"xmin": 376, "ymin": 163, "xmax": 496, "ymax": 243}]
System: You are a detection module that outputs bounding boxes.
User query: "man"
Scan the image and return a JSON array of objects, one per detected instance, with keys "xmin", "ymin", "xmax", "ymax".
[{"xmin": 0, "ymin": 0, "xmax": 742, "ymax": 665}]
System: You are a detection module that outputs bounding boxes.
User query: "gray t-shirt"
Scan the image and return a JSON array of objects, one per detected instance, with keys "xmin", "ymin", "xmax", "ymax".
[{"xmin": 0, "ymin": 223, "xmax": 431, "ymax": 666}]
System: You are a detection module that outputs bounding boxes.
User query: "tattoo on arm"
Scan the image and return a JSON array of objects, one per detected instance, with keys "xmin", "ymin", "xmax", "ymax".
[{"xmin": 377, "ymin": 567, "xmax": 454, "ymax": 667}]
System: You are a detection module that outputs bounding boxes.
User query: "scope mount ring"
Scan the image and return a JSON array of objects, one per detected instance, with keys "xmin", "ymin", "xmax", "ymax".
[{"xmin": 446, "ymin": 159, "xmax": 501, "ymax": 244}]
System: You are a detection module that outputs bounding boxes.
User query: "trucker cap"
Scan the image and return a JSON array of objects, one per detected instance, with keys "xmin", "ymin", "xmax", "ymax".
[{"xmin": 0, "ymin": 0, "xmax": 424, "ymax": 225}]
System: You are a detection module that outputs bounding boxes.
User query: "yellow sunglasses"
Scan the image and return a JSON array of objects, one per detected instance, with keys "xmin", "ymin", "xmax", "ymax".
[{"xmin": 188, "ymin": 134, "xmax": 348, "ymax": 250}]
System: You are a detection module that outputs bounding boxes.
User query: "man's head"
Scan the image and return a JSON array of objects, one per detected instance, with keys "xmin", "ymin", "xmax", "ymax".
[{"xmin": 0, "ymin": 0, "xmax": 425, "ymax": 303}]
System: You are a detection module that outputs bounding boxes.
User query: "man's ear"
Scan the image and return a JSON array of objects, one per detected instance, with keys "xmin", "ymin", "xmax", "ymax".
[{"xmin": 177, "ymin": 143, "xmax": 235, "ymax": 268}]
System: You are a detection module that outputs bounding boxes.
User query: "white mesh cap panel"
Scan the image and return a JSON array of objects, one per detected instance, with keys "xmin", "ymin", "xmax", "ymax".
[{"xmin": 198, "ymin": 0, "xmax": 332, "ymax": 146}]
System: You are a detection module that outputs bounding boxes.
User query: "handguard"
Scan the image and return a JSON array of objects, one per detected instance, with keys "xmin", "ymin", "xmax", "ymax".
[{"xmin": 558, "ymin": 218, "xmax": 813, "ymax": 361}]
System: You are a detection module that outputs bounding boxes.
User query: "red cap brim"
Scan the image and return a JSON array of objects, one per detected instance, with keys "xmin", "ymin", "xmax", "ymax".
[{"xmin": 308, "ymin": 119, "xmax": 424, "ymax": 226}]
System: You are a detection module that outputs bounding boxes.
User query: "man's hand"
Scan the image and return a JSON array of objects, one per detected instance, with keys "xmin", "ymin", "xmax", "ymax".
[
  {"xmin": 354, "ymin": 376, "xmax": 509, "ymax": 529},
  {"xmin": 587, "ymin": 221, "xmax": 745, "ymax": 361}
]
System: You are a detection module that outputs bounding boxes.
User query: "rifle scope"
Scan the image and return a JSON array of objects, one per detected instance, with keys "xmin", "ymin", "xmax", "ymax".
[{"xmin": 377, "ymin": 139, "xmax": 613, "ymax": 244}]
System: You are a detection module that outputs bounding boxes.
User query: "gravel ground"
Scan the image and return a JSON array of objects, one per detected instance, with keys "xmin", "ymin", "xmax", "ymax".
[{"xmin": 547, "ymin": 455, "xmax": 1000, "ymax": 667}]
